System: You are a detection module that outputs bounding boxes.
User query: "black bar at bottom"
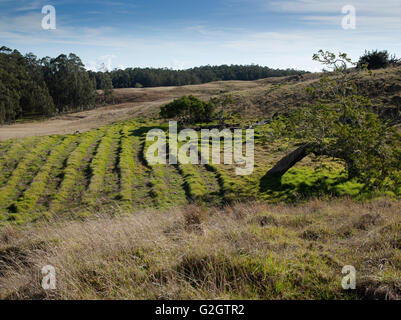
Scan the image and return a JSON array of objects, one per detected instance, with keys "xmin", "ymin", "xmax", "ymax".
[{"xmin": 0, "ymin": 300, "xmax": 397, "ymax": 318}]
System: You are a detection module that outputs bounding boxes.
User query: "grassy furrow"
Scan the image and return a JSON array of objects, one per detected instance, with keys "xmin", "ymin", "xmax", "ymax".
[
  {"xmin": 174, "ymin": 136, "xmax": 208, "ymax": 201},
  {"xmin": 0, "ymin": 137, "xmax": 39, "ymax": 188},
  {"xmin": 149, "ymin": 166, "xmax": 169, "ymax": 206},
  {"xmin": 12, "ymin": 135, "xmax": 78, "ymax": 216},
  {"xmin": 34, "ymin": 137, "xmax": 82, "ymax": 212},
  {"xmin": 0, "ymin": 139, "xmax": 13, "ymax": 156},
  {"xmin": 205, "ymin": 163, "xmax": 237, "ymax": 203},
  {"xmin": 0, "ymin": 136, "xmax": 57, "ymax": 218},
  {"xmin": 178, "ymin": 163, "xmax": 207, "ymax": 201},
  {"xmin": 194, "ymin": 165, "xmax": 221, "ymax": 205},
  {"xmin": 125, "ymin": 132, "xmax": 154, "ymax": 209},
  {"xmin": 50, "ymin": 129, "xmax": 105, "ymax": 212},
  {"xmin": 118, "ymin": 126, "xmax": 136, "ymax": 203},
  {"xmin": 143, "ymin": 134, "xmax": 170, "ymax": 207},
  {"xmin": 101, "ymin": 127, "xmax": 122, "ymax": 206},
  {"xmin": 83, "ymin": 126, "xmax": 120, "ymax": 206}
]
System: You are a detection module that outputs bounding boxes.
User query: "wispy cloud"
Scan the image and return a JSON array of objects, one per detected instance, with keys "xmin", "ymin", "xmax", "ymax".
[
  {"xmin": 268, "ymin": 0, "xmax": 400, "ymax": 16},
  {"xmin": 266, "ymin": 0, "xmax": 401, "ymax": 30},
  {"xmin": 15, "ymin": 0, "xmax": 43, "ymax": 12}
]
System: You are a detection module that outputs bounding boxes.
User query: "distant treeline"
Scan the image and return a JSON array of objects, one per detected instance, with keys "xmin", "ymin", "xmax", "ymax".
[
  {"xmin": 0, "ymin": 46, "xmax": 306, "ymax": 124},
  {"xmin": 0, "ymin": 46, "xmax": 98, "ymax": 124},
  {"xmin": 90, "ymin": 65, "xmax": 308, "ymax": 89}
]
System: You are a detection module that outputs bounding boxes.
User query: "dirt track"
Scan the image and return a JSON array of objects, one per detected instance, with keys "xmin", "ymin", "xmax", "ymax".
[
  {"xmin": 0, "ymin": 100, "xmax": 165, "ymax": 140},
  {"xmin": 0, "ymin": 80, "xmax": 261, "ymax": 141}
]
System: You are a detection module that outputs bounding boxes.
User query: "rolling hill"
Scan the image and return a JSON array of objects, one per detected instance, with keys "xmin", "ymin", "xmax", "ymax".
[
  {"xmin": 1, "ymin": 65, "xmax": 399, "ymax": 141},
  {"xmin": 0, "ymin": 65, "xmax": 400, "ymax": 300}
]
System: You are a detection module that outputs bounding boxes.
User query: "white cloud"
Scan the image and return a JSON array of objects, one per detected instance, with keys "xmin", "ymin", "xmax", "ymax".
[
  {"xmin": 171, "ymin": 59, "xmax": 190, "ymax": 70},
  {"xmin": 0, "ymin": 11, "xmax": 43, "ymax": 33},
  {"xmin": 185, "ymin": 25, "xmax": 241, "ymax": 38},
  {"xmin": 15, "ymin": 0, "xmax": 45, "ymax": 12}
]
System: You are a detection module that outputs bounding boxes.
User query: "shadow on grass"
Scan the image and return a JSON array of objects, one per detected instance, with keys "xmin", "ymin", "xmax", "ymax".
[
  {"xmin": 128, "ymin": 125, "xmax": 167, "ymax": 168},
  {"xmin": 129, "ymin": 125, "xmax": 166, "ymax": 138},
  {"xmin": 259, "ymin": 170, "xmax": 352, "ymax": 201}
]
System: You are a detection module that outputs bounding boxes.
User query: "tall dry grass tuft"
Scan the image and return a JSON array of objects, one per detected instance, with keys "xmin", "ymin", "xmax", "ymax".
[{"xmin": 0, "ymin": 198, "xmax": 400, "ymax": 300}]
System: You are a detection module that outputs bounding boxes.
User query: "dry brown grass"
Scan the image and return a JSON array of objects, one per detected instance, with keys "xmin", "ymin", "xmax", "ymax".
[{"xmin": 0, "ymin": 198, "xmax": 400, "ymax": 300}]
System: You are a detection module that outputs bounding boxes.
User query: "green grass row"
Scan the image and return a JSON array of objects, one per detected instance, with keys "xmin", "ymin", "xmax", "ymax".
[
  {"xmin": 205, "ymin": 163, "xmax": 237, "ymax": 203},
  {"xmin": 12, "ymin": 135, "xmax": 78, "ymax": 219},
  {"xmin": 0, "ymin": 136, "xmax": 58, "ymax": 219},
  {"xmin": 50, "ymin": 129, "xmax": 105, "ymax": 212},
  {"xmin": 118, "ymin": 125, "xmax": 136, "ymax": 203},
  {"xmin": 149, "ymin": 165, "xmax": 169, "ymax": 206},
  {"xmin": 0, "ymin": 137, "xmax": 39, "ymax": 188},
  {"xmin": 178, "ymin": 163, "xmax": 207, "ymax": 201},
  {"xmin": 83, "ymin": 126, "xmax": 121, "ymax": 206},
  {"xmin": 142, "ymin": 134, "xmax": 170, "ymax": 207},
  {"xmin": 0, "ymin": 139, "xmax": 16, "ymax": 162},
  {"xmin": 0, "ymin": 139, "xmax": 13, "ymax": 151}
]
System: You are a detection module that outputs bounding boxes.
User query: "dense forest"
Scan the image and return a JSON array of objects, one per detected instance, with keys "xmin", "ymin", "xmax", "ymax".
[
  {"xmin": 0, "ymin": 47, "xmax": 97, "ymax": 124},
  {"xmin": 90, "ymin": 65, "xmax": 307, "ymax": 89}
]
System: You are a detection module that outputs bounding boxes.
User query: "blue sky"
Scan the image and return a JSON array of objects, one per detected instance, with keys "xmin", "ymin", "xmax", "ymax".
[{"xmin": 0, "ymin": 0, "xmax": 400, "ymax": 71}]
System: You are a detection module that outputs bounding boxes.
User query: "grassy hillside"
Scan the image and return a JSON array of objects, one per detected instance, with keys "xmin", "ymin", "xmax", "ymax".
[
  {"xmin": 231, "ymin": 66, "xmax": 401, "ymax": 121},
  {"xmin": 0, "ymin": 66, "xmax": 400, "ymax": 300},
  {"xmin": 112, "ymin": 65, "xmax": 401, "ymax": 121}
]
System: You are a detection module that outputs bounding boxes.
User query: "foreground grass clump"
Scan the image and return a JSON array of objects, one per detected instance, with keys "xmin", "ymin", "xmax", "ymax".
[{"xmin": 1, "ymin": 198, "xmax": 400, "ymax": 300}]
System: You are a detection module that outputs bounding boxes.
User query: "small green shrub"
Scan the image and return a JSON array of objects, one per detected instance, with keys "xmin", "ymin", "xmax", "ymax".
[
  {"xmin": 357, "ymin": 50, "xmax": 393, "ymax": 70},
  {"xmin": 160, "ymin": 95, "xmax": 215, "ymax": 124}
]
